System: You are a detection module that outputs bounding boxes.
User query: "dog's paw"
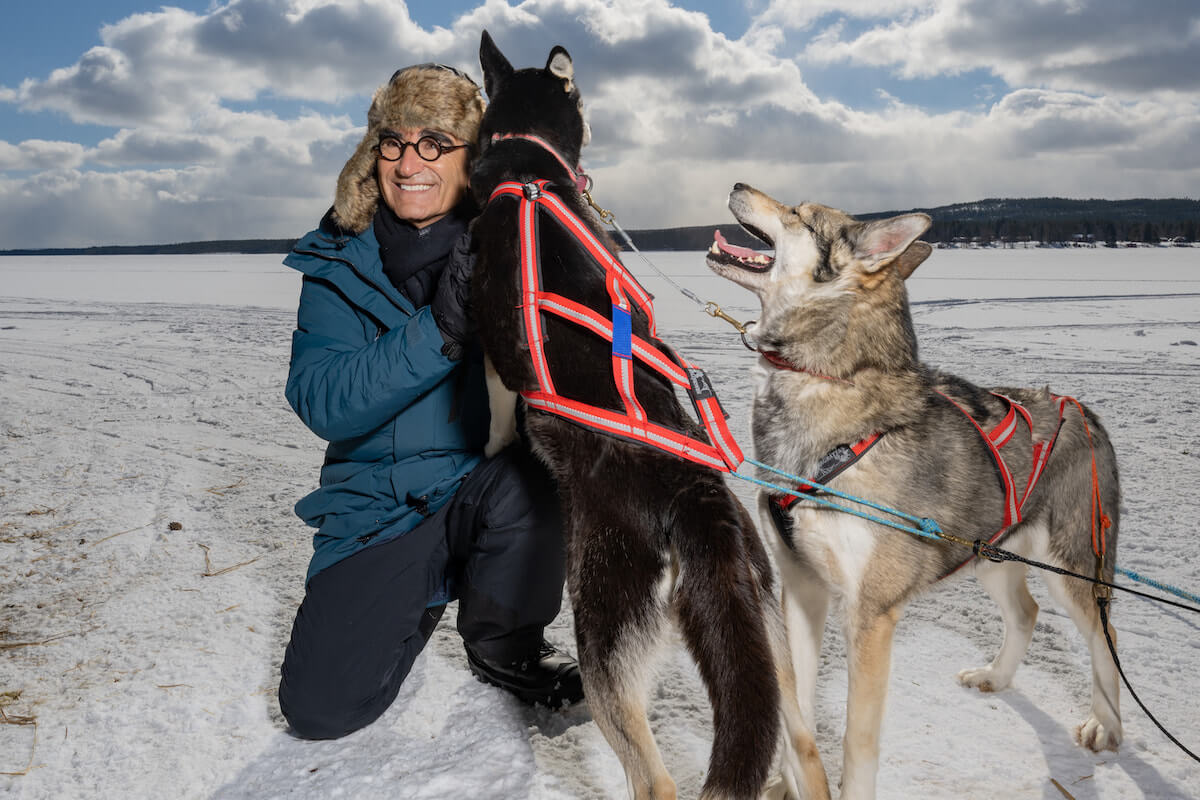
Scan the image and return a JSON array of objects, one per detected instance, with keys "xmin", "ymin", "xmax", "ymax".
[
  {"xmin": 1076, "ymin": 716, "xmax": 1122, "ymax": 752},
  {"xmin": 956, "ymin": 666, "xmax": 1011, "ymax": 693}
]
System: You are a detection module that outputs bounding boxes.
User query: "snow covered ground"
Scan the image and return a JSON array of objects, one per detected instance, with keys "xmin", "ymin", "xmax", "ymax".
[{"xmin": 1, "ymin": 247, "xmax": 1198, "ymax": 799}]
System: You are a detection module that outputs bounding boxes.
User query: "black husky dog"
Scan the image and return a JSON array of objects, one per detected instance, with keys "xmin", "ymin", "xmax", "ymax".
[{"xmin": 469, "ymin": 32, "xmax": 829, "ymax": 800}]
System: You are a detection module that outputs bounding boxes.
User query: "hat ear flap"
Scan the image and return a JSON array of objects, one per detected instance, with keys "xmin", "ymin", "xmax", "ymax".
[
  {"xmin": 332, "ymin": 136, "xmax": 380, "ymax": 234},
  {"xmin": 547, "ymin": 46, "xmax": 574, "ymax": 92},
  {"xmin": 480, "ymin": 30, "xmax": 513, "ymax": 100}
]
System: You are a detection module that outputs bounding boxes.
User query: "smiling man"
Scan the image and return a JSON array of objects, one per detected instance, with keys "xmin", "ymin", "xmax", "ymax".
[
  {"xmin": 375, "ymin": 126, "xmax": 471, "ymax": 227},
  {"xmin": 277, "ymin": 63, "xmax": 583, "ymax": 740}
]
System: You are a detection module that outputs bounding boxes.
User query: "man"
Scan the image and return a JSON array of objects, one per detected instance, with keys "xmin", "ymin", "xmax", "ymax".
[{"xmin": 278, "ymin": 63, "xmax": 582, "ymax": 740}]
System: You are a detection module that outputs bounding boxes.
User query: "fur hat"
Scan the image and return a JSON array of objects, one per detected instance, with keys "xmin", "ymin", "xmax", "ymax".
[{"xmin": 332, "ymin": 64, "xmax": 485, "ymax": 233}]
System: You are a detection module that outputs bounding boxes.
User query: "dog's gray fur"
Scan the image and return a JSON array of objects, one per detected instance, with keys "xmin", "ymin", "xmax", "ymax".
[{"xmin": 707, "ymin": 184, "xmax": 1122, "ymax": 799}]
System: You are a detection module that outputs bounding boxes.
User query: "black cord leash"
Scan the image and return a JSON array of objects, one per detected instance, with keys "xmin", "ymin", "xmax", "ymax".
[
  {"xmin": 965, "ymin": 537, "xmax": 1200, "ymax": 764},
  {"xmin": 969, "ymin": 539, "xmax": 1200, "ymax": 615},
  {"xmin": 1098, "ymin": 598, "xmax": 1200, "ymax": 763}
]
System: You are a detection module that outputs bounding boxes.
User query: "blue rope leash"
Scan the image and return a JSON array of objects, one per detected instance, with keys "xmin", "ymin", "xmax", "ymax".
[
  {"xmin": 1115, "ymin": 567, "xmax": 1200, "ymax": 607},
  {"xmin": 734, "ymin": 458, "xmax": 943, "ymax": 540},
  {"xmin": 734, "ymin": 459, "xmax": 1200, "ymax": 609}
]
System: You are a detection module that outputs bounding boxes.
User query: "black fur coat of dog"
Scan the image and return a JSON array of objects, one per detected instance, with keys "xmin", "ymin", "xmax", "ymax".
[{"xmin": 465, "ymin": 32, "xmax": 817, "ymax": 800}]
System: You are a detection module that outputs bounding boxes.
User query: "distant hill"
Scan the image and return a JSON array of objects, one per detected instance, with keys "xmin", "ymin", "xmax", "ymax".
[
  {"xmin": 3, "ymin": 198, "xmax": 1197, "ymax": 254},
  {"xmin": 856, "ymin": 197, "xmax": 1200, "ymax": 247},
  {"xmin": 0, "ymin": 238, "xmax": 297, "ymax": 256}
]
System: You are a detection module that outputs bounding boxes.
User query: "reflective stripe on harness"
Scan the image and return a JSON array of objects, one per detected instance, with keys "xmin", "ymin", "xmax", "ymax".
[
  {"xmin": 936, "ymin": 390, "xmax": 1071, "ymax": 578},
  {"xmin": 764, "ymin": 390, "xmax": 1073, "ymax": 577},
  {"xmin": 937, "ymin": 390, "xmax": 1024, "ymax": 528},
  {"xmin": 490, "ymin": 179, "xmax": 744, "ymax": 472}
]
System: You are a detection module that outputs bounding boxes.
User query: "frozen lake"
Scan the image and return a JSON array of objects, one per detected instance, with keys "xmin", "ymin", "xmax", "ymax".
[
  {"xmin": 1, "ymin": 247, "xmax": 1198, "ymax": 799},
  {"xmin": 3, "ymin": 245, "xmax": 1198, "ymax": 314}
]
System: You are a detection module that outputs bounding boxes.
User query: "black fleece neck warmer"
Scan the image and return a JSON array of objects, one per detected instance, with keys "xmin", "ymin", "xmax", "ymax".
[{"xmin": 374, "ymin": 202, "xmax": 472, "ymax": 309}]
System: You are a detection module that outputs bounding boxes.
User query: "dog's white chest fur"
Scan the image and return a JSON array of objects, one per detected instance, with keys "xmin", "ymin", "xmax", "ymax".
[
  {"xmin": 751, "ymin": 368, "xmax": 878, "ymax": 598},
  {"xmin": 787, "ymin": 507, "xmax": 877, "ymax": 597}
]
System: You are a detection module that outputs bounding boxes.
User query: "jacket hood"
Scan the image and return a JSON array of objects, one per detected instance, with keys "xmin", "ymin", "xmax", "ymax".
[{"xmin": 333, "ymin": 65, "xmax": 485, "ymax": 234}]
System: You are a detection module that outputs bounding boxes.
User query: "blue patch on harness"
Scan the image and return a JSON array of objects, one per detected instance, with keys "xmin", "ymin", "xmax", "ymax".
[{"xmin": 611, "ymin": 305, "xmax": 632, "ymax": 359}]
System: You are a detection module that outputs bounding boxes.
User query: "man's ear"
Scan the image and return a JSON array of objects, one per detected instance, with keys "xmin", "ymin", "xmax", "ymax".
[
  {"xmin": 853, "ymin": 213, "xmax": 932, "ymax": 273},
  {"xmin": 479, "ymin": 30, "xmax": 513, "ymax": 100},
  {"xmin": 546, "ymin": 45, "xmax": 574, "ymax": 92}
]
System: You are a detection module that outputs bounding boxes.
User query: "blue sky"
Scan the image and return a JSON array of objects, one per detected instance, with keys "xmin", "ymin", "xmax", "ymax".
[{"xmin": 2, "ymin": 0, "xmax": 1197, "ymax": 247}]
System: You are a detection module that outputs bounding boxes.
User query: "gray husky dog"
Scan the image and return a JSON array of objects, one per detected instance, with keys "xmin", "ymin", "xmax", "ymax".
[{"xmin": 706, "ymin": 183, "xmax": 1122, "ymax": 799}]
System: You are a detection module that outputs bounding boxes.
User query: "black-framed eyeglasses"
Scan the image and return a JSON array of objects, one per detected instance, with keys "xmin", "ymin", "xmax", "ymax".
[{"xmin": 374, "ymin": 135, "xmax": 469, "ymax": 162}]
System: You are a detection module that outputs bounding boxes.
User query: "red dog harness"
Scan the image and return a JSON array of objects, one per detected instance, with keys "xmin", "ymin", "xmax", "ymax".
[
  {"xmin": 934, "ymin": 390, "xmax": 1071, "ymax": 576},
  {"xmin": 772, "ymin": 433, "xmax": 883, "ymax": 512},
  {"xmin": 767, "ymin": 379, "xmax": 1074, "ymax": 575},
  {"xmin": 489, "ymin": 178, "xmax": 744, "ymax": 472}
]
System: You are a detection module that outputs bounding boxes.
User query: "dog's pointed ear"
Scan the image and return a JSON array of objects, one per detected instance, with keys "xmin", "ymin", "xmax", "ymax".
[
  {"xmin": 480, "ymin": 30, "xmax": 513, "ymax": 100},
  {"xmin": 546, "ymin": 45, "xmax": 574, "ymax": 92},
  {"xmin": 853, "ymin": 213, "xmax": 932, "ymax": 273},
  {"xmin": 894, "ymin": 241, "xmax": 932, "ymax": 280}
]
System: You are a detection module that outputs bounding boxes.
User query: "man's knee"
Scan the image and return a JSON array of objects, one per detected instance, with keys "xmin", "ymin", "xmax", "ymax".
[
  {"xmin": 279, "ymin": 666, "xmax": 393, "ymax": 740},
  {"xmin": 278, "ymin": 622, "xmax": 431, "ymax": 739}
]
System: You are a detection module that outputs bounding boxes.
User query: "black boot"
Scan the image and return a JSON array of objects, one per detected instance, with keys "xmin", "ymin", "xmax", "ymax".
[{"xmin": 465, "ymin": 640, "xmax": 585, "ymax": 708}]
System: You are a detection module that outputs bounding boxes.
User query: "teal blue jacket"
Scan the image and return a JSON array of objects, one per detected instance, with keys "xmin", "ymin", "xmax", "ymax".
[{"xmin": 284, "ymin": 214, "xmax": 488, "ymax": 584}]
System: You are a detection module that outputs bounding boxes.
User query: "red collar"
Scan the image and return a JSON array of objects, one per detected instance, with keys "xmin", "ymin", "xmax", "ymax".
[
  {"xmin": 489, "ymin": 133, "xmax": 590, "ymax": 193},
  {"xmin": 758, "ymin": 350, "xmax": 855, "ymax": 385}
]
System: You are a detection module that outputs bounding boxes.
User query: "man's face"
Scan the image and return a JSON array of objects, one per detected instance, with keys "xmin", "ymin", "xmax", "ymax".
[{"xmin": 376, "ymin": 127, "xmax": 470, "ymax": 228}]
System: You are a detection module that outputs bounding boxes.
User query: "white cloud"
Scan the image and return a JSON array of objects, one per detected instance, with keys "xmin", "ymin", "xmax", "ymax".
[
  {"xmin": 90, "ymin": 130, "xmax": 228, "ymax": 167},
  {"xmin": 797, "ymin": 0, "xmax": 1200, "ymax": 98},
  {"xmin": 0, "ymin": 139, "xmax": 88, "ymax": 170},
  {"xmin": 754, "ymin": 0, "xmax": 930, "ymax": 32},
  {"xmin": 0, "ymin": 0, "xmax": 1198, "ymax": 248},
  {"xmin": 10, "ymin": 2, "xmax": 461, "ymax": 129},
  {"xmin": 0, "ymin": 165, "xmax": 323, "ymax": 248}
]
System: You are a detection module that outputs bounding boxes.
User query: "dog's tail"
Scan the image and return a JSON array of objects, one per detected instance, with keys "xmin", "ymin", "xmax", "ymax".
[{"xmin": 672, "ymin": 486, "xmax": 781, "ymax": 799}]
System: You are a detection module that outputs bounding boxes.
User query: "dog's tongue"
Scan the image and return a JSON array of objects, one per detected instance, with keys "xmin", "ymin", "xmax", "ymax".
[{"xmin": 712, "ymin": 229, "xmax": 762, "ymax": 259}]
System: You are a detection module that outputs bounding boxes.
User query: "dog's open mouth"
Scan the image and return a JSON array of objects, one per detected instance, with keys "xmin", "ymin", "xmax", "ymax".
[{"xmin": 707, "ymin": 228, "xmax": 774, "ymax": 272}]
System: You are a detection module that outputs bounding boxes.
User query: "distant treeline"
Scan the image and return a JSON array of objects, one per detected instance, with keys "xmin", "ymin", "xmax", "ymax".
[
  {"xmin": 0, "ymin": 238, "xmax": 296, "ymax": 256},
  {"xmin": 4, "ymin": 198, "xmax": 1198, "ymax": 255},
  {"xmin": 858, "ymin": 197, "xmax": 1200, "ymax": 246}
]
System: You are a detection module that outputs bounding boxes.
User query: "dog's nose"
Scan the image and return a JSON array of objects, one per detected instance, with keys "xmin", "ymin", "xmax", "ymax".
[{"xmin": 733, "ymin": 182, "xmax": 750, "ymax": 192}]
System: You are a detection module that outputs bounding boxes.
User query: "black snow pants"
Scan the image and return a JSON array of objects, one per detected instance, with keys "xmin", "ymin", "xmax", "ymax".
[{"xmin": 278, "ymin": 445, "xmax": 564, "ymax": 739}]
